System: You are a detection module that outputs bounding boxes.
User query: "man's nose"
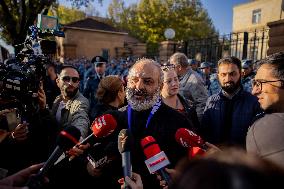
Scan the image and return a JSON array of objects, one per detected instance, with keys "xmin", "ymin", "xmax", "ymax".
[
  {"xmin": 135, "ymin": 79, "xmax": 144, "ymax": 90},
  {"xmin": 223, "ymin": 74, "xmax": 231, "ymax": 82},
  {"xmin": 252, "ymin": 85, "xmax": 261, "ymax": 95},
  {"xmin": 66, "ymin": 81, "xmax": 75, "ymax": 87}
]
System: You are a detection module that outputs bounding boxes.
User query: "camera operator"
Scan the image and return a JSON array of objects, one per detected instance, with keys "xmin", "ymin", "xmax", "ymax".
[
  {"xmin": 43, "ymin": 62, "xmax": 60, "ymax": 110},
  {"xmin": 0, "ymin": 82, "xmax": 57, "ymax": 176}
]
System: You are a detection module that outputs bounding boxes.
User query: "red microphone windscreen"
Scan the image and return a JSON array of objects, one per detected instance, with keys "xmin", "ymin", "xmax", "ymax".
[
  {"xmin": 141, "ymin": 136, "xmax": 161, "ymax": 159},
  {"xmin": 57, "ymin": 126, "xmax": 81, "ymax": 151},
  {"xmin": 91, "ymin": 114, "xmax": 117, "ymax": 138},
  {"xmin": 175, "ymin": 128, "xmax": 205, "ymax": 148}
]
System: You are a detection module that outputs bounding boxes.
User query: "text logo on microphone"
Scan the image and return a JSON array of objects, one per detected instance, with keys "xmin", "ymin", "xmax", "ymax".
[
  {"xmin": 178, "ymin": 138, "xmax": 189, "ymax": 148},
  {"xmin": 94, "ymin": 115, "xmax": 107, "ymax": 130},
  {"xmin": 91, "ymin": 114, "xmax": 117, "ymax": 138},
  {"xmin": 144, "ymin": 151, "xmax": 170, "ymax": 174},
  {"xmin": 118, "ymin": 133, "xmax": 127, "ymax": 149}
]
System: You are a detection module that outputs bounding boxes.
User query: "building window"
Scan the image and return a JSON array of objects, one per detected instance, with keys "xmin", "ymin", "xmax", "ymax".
[
  {"xmin": 102, "ymin": 49, "xmax": 109, "ymax": 61},
  {"xmin": 252, "ymin": 9, "xmax": 261, "ymax": 24}
]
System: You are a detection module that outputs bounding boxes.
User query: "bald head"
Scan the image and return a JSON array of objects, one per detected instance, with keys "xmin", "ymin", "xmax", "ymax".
[
  {"xmin": 126, "ymin": 58, "xmax": 163, "ymax": 111},
  {"xmin": 129, "ymin": 58, "xmax": 163, "ymax": 85}
]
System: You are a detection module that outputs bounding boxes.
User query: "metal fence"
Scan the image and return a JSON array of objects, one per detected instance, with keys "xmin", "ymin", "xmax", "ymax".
[{"xmin": 185, "ymin": 29, "xmax": 269, "ymax": 65}]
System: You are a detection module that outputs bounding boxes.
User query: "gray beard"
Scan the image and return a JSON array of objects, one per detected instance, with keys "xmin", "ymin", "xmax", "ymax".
[{"xmin": 126, "ymin": 88, "xmax": 160, "ymax": 111}]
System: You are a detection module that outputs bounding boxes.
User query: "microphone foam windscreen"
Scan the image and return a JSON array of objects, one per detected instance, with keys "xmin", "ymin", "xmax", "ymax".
[
  {"xmin": 175, "ymin": 128, "xmax": 204, "ymax": 148},
  {"xmin": 141, "ymin": 136, "xmax": 161, "ymax": 159},
  {"xmin": 57, "ymin": 126, "xmax": 81, "ymax": 151},
  {"xmin": 118, "ymin": 129, "xmax": 133, "ymax": 154},
  {"xmin": 92, "ymin": 114, "xmax": 117, "ymax": 138}
]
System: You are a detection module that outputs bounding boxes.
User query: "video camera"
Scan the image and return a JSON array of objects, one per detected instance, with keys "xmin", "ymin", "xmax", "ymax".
[{"xmin": 0, "ymin": 14, "xmax": 64, "ymax": 112}]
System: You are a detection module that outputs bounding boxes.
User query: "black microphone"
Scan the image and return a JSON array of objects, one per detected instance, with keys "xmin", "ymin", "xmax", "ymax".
[
  {"xmin": 53, "ymin": 114, "xmax": 118, "ymax": 164},
  {"xmin": 40, "ymin": 126, "xmax": 81, "ymax": 176},
  {"xmin": 118, "ymin": 129, "xmax": 133, "ymax": 189},
  {"xmin": 26, "ymin": 126, "xmax": 81, "ymax": 189}
]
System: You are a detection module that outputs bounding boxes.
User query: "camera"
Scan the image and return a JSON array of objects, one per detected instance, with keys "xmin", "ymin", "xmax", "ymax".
[{"xmin": 0, "ymin": 14, "xmax": 64, "ymax": 112}]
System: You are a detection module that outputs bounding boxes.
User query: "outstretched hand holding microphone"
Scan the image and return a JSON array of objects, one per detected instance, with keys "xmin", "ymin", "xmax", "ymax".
[{"xmin": 65, "ymin": 113, "xmax": 118, "ymax": 161}]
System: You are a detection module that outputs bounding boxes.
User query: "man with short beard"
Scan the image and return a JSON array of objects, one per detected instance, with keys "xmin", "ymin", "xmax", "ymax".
[
  {"xmin": 200, "ymin": 57, "xmax": 262, "ymax": 148},
  {"xmin": 110, "ymin": 58, "xmax": 194, "ymax": 188},
  {"xmin": 52, "ymin": 65, "xmax": 90, "ymax": 138},
  {"xmin": 45, "ymin": 65, "xmax": 90, "ymax": 189}
]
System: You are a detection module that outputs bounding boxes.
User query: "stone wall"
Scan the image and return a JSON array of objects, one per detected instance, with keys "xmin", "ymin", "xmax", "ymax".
[
  {"xmin": 267, "ymin": 19, "xmax": 284, "ymax": 55},
  {"xmin": 233, "ymin": 0, "xmax": 284, "ymax": 33},
  {"xmin": 62, "ymin": 28, "xmax": 146, "ymax": 59},
  {"xmin": 159, "ymin": 41, "xmax": 178, "ymax": 63}
]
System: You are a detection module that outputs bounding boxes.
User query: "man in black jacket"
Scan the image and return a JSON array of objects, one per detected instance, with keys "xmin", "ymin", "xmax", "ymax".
[
  {"xmin": 88, "ymin": 58, "xmax": 194, "ymax": 189},
  {"xmin": 201, "ymin": 57, "xmax": 262, "ymax": 148}
]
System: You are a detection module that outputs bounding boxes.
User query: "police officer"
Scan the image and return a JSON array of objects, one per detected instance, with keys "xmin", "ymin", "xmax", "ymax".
[
  {"xmin": 241, "ymin": 60, "xmax": 255, "ymax": 93},
  {"xmin": 83, "ymin": 56, "xmax": 107, "ymax": 109},
  {"xmin": 199, "ymin": 62, "xmax": 221, "ymax": 96}
]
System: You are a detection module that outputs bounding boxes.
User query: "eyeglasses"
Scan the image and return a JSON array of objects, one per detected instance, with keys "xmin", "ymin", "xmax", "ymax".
[
  {"xmin": 61, "ymin": 76, "xmax": 80, "ymax": 83},
  {"xmin": 251, "ymin": 79, "xmax": 284, "ymax": 91}
]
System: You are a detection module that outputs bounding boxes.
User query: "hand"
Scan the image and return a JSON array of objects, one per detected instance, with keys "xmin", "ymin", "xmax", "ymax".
[
  {"xmin": 38, "ymin": 83, "xmax": 47, "ymax": 110},
  {"xmin": 11, "ymin": 122, "xmax": 29, "ymax": 142},
  {"xmin": 0, "ymin": 163, "xmax": 44, "ymax": 187},
  {"xmin": 67, "ymin": 143, "xmax": 90, "ymax": 160},
  {"xmin": 0, "ymin": 129, "xmax": 10, "ymax": 143},
  {"xmin": 118, "ymin": 172, "xmax": 143, "ymax": 189},
  {"xmin": 0, "ymin": 109, "xmax": 12, "ymax": 117},
  {"xmin": 86, "ymin": 162, "xmax": 102, "ymax": 177},
  {"xmin": 157, "ymin": 168, "xmax": 176, "ymax": 189},
  {"xmin": 205, "ymin": 142, "xmax": 221, "ymax": 154}
]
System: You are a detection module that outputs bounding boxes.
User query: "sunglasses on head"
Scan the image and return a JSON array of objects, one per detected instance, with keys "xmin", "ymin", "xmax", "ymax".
[
  {"xmin": 61, "ymin": 76, "xmax": 80, "ymax": 83},
  {"xmin": 161, "ymin": 64, "xmax": 175, "ymax": 71}
]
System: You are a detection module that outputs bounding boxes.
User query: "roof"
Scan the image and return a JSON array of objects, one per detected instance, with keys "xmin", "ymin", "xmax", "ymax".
[{"xmin": 64, "ymin": 17, "xmax": 127, "ymax": 34}]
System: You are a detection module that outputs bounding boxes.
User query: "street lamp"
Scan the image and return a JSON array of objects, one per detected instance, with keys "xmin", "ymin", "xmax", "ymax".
[
  {"xmin": 164, "ymin": 28, "xmax": 176, "ymax": 62},
  {"xmin": 164, "ymin": 28, "xmax": 175, "ymax": 40}
]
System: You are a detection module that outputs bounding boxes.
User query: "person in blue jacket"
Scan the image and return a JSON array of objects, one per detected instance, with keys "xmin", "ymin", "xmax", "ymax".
[
  {"xmin": 200, "ymin": 56, "xmax": 263, "ymax": 148},
  {"xmin": 83, "ymin": 56, "xmax": 107, "ymax": 108}
]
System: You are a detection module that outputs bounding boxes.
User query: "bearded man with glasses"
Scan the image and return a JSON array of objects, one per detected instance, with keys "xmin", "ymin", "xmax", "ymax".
[
  {"xmin": 41, "ymin": 65, "xmax": 91, "ymax": 189},
  {"xmin": 246, "ymin": 52, "xmax": 284, "ymax": 169}
]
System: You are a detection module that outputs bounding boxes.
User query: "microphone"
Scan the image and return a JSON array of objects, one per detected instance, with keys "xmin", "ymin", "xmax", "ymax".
[
  {"xmin": 26, "ymin": 126, "xmax": 81, "ymax": 189},
  {"xmin": 141, "ymin": 136, "xmax": 171, "ymax": 185},
  {"xmin": 118, "ymin": 129, "xmax": 133, "ymax": 189},
  {"xmin": 77, "ymin": 114, "xmax": 117, "ymax": 146},
  {"xmin": 61, "ymin": 113, "xmax": 118, "ymax": 163},
  {"xmin": 39, "ymin": 126, "xmax": 81, "ymax": 176},
  {"xmin": 175, "ymin": 128, "xmax": 208, "ymax": 151}
]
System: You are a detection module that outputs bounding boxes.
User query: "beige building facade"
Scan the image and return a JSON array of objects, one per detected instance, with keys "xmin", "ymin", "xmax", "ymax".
[
  {"xmin": 232, "ymin": 0, "xmax": 284, "ymax": 60},
  {"xmin": 57, "ymin": 17, "xmax": 146, "ymax": 61},
  {"xmin": 233, "ymin": 0, "xmax": 284, "ymax": 32}
]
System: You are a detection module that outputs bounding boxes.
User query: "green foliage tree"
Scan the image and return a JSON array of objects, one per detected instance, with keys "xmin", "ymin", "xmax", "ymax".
[
  {"xmin": 0, "ymin": 0, "xmax": 101, "ymax": 51},
  {"xmin": 0, "ymin": 0, "xmax": 54, "ymax": 47},
  {"xmin": 52, "ymin": 5, "xmax": 86, "ymax": 25},
  {"xmin": 108, "ymin": 0, "xmax": 217, "ymax": 56}
]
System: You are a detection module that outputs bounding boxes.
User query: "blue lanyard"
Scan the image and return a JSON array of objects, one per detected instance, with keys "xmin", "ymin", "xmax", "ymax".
[{"xmin": 127, "ymin": 99, "xmax": 162, "ymax": 131}]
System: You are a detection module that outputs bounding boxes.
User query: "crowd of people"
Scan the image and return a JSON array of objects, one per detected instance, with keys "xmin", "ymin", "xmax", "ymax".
[{"xmin": 0, "ymin": 51, "xmax": 284, "ymax": 189}]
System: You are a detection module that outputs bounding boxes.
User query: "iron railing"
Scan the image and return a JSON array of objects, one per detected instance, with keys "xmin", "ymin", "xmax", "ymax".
[{"xmin": 185, "ymin": 29, "xmax": 269, "ymax": 65}]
